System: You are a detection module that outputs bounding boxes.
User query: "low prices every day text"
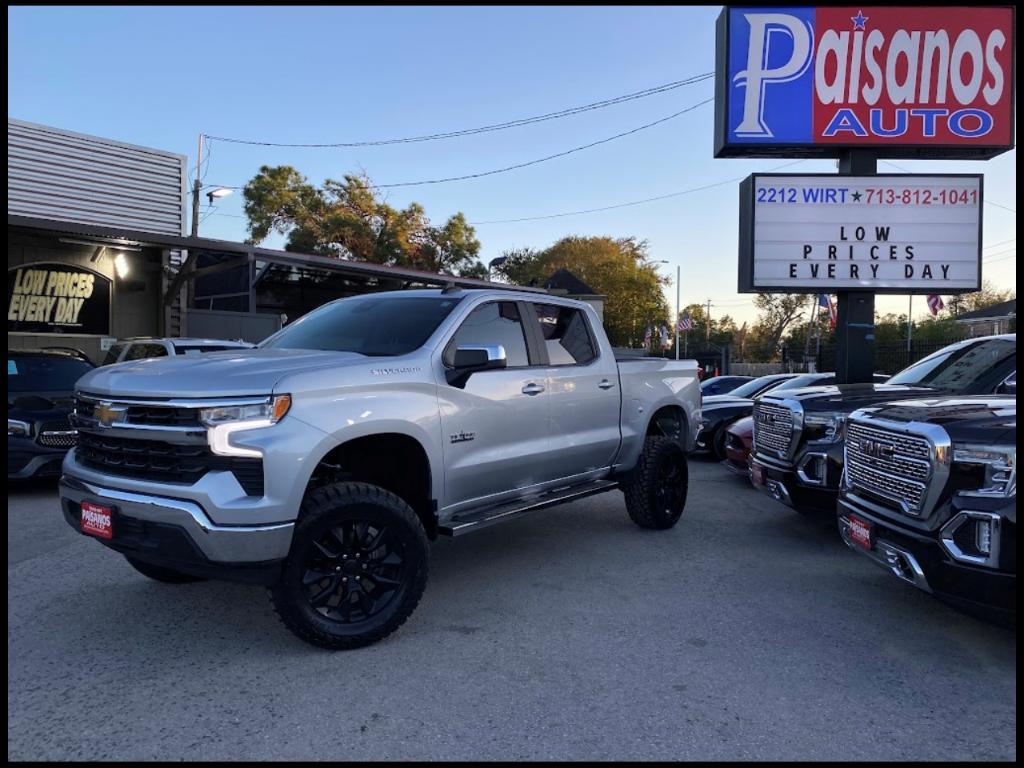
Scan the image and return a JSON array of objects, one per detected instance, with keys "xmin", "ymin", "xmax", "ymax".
[{"xmin": 8, "ymin": 267, "xmax": 97, "ymax": 326}]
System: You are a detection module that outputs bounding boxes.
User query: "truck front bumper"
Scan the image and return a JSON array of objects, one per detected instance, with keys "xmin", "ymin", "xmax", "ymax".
[
  {"xmin": 59, "ymin": 475, "xmax": 293, "ymax": 585},
  {"xmin": 838, "ymin": 498, "xmax": 1016, "ymax": 618},
  {"xmin": 749, "ymin": 454, "xmax": 838, "ymax": 514}
]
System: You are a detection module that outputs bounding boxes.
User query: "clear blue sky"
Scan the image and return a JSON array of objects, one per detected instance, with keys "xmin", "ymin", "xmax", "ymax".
[{"xmin": 8, "ymin": 5, "xmax": 1017, "ymax": 325}]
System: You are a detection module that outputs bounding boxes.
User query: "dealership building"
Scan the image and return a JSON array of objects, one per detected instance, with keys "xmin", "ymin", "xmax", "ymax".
[{"xmin": 8, "ymin": 118, "xmax": 522, "ymax": 364}]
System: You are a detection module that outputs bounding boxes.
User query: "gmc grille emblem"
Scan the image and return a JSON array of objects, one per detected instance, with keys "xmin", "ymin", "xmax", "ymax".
[{"xmin": 860, "ymin": 438, "xmax": 894, "ymax": 460}]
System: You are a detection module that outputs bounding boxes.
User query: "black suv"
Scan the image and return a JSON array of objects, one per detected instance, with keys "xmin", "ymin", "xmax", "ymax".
[
  {"xmin": 750, "ymin": 335, "xmax": 1016, "ymax": 515},
  {"xmin": 8, "ymin": 349, "xmax": 95, "ymax": 479},
  {"xmin": 837, "ymin": 396, "xmax": 1016, "ymax": 625}
]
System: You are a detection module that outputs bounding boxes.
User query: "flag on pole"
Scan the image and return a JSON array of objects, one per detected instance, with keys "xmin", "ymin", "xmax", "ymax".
[
  {"xmin": 818, "ymin": 294, "xmax": 837, "ymax": 330},
  {"xmin": 660, "ymin": 324, "xmax": 671, "ymax": 349},
  {"xmin": 643, "ymin": 325, "xmax": 652, "ymax": 348},
  {"xmin": 677, "ymin": 313, "xmax": 693, "ymax": 332},
  {"xmin": 927, "ymin": 294, "xmax": 945, "ymax": 316}
]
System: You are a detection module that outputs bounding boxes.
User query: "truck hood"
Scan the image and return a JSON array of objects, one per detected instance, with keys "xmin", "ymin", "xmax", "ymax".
[
  {"xmin": 762, "ymin": 383, "xmax": 942, "ymax": 414},
  {"xmin": 76, "ymin": 348, "xmax": 373, "ymax": 399},
  {"xmin": 702, "ymin": 394, "xmax": 750, "ymax": 408},
  {"xmin": 856, "ymin": 396, "xmax": 1017, "ymax": 444}
]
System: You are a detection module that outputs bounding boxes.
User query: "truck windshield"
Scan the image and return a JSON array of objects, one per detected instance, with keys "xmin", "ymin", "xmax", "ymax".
[
  {"xmin": 886, "ymin": 337, "xmax": 1015, "ymax": 391},
  {"xmin": 729, "ymin": 375, "xmax": 792, "ymax": 399},
  {"xmin": 8, "ymin": 355, "xmax": 94, "ymax": 392},
  {"xmin": 261, "ymin": 296, "xmax": 463, "ymax": 356}
]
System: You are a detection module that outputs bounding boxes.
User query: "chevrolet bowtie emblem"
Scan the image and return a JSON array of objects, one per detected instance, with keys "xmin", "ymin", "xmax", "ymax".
[{"xmin": 94, "ymin": 401, "xmax": 128, "ymax": 427}]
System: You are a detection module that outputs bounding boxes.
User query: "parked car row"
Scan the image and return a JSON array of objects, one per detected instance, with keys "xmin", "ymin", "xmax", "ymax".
[
  {"xmin": 8, "ymin": 337, "xmax": 254, "ymax": 480},
  {"xmin": 716, "ymin": 335, "xmax": 1016, "ymax": 625}
]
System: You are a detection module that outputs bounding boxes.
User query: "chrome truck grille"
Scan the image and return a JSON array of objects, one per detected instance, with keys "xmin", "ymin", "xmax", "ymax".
[
  {"xmin": 844, "ymin": 421, "xmax": 932, "ymax": 516},
  {"xmin": 753, "ymin": 401, "xmax": 794, "ymax": 457}
]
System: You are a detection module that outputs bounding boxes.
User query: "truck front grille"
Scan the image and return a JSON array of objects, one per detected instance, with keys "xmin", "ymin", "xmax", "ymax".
[
  {"xmin": 753, "ymin": 401, "xmax": 794, "ymax": 456},
  {"xmin": 76, "ymin": 432, "xmax": 263, "ymax": 496},
  {"xmin": 845, "ymin": 421, "xmax": 932, "ymax": 516},
  {"xmin": 37, "ymin": 419, "xmax": 78, "ymax": 448},
  {"xmin": 74, "ymin": 396, "xmax": 203, "ymax": 428}
]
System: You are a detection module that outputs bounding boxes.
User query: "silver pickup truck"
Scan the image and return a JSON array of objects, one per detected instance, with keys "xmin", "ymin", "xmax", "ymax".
[{"xmin": 60, "ymin": 288, "xmax": 701, "ymax": 649}]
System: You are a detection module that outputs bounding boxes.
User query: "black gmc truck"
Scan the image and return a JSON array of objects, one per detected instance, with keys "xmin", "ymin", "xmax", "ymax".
[
  {"xmin": 837, "ymin": 395, "xmax": 1016, "ymax": 624},
  {"xmin": 750, "ymin": 334, "xmax": 1016, "ymax": 515}
]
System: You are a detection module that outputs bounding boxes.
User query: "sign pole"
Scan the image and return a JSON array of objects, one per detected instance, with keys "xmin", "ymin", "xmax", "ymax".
[{"xmin": 834, "ymin": 150, "xmax": 877, "ymax": 385}]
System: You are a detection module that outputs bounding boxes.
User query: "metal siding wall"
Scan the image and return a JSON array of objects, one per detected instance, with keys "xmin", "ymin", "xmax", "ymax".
[{"xmin": 7, "ymin": 119, "xmax": 187, "ymax": 236}]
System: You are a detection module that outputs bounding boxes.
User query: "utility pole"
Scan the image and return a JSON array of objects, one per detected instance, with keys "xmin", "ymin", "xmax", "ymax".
[
  {"xmin": 705, "ymin": 298, "xmax": 713, "ymax": 343},
  {"xmin": 190, "ymin": 133, "xmax": 203, "ymax": 237},
  {"xmin": 907, "ymin": 294, "xmax": 913, "ymax": 355},
  {"xmin": 675, "ymin": 264, "xmax": 681, "ymax": 360}
]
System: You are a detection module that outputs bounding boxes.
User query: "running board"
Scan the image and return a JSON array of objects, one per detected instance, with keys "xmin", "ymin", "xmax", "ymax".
[{"xmin": 438, "ymin": 480, "xmax": 620, "ymax": 537}]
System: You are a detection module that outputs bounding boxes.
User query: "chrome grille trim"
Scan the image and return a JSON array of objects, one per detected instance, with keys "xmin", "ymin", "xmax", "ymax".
[
  {"xmin": 753, "ymin": 400, "xmax": 797, "ymax": 458},
  {"xmin": 843, "ymin": 413, "xmax": 951, "ymax": 519}
]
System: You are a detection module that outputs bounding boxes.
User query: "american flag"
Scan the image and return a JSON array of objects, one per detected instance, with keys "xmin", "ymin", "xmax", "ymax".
[
  {"xmin": 643, "ymin": 325, "xmax": 652, "ymax": 347},
  {"xmin": 677, "ymin": 313, "xmax": 693, "ymax": 332},
  {"xmin": 819, "ymin": 294, "xmax": 837, "ymax": 330},
  {"xmin": 660, "ymin": 324, "xmax": 671, "ymax": 349},
  {"xmin": 927, "ymin": 294, "xmax": 945, "ymax": 316}
]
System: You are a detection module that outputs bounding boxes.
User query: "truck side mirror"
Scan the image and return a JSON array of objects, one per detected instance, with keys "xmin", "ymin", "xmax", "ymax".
[{"xmin": 447, "ymin": 345, "xmax": 507, "ymax": 387}]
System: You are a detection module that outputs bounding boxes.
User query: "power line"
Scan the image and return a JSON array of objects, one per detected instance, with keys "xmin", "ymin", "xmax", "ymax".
[
  {"xmin": 984, "ymin": 247, "xmax": 1016, "ymax": 260},
  {"xmin": 204, "ymin": 73, "xmax": 714, "ymax": 148},
  {"xmin": 193, "ymin": 97, "xmax": 714, "ymax": 193},
  {"xmin": 984, "ymin": 237, "xmax": 1016, "ymax": 250},
  {"xmin": 985, "ymin": 253, "xmax": 1016, "ymax": 265},
  {"xmin": 470, "ymin": 159, "xmax": 806, "ymax": 225},
  {"xmin": 374, "ymin": 97, "xmax": 713, "ymax": 189}
]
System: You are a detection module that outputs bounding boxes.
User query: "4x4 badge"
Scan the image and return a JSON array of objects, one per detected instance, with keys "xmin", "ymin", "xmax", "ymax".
[{"xmin": 450, "ymin": 431, "xmax": 476, "ymax": 444}]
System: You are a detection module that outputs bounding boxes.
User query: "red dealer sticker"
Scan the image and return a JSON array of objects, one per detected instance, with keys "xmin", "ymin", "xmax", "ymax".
[{"xmin": 80, "ymin": 501, "xmax": 113, "ymax": 540}]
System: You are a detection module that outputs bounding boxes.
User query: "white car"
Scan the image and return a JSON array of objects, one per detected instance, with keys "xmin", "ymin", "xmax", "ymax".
[{"xmin": 101, "ymin": 337, "xmax": 253, "ymax": 365}]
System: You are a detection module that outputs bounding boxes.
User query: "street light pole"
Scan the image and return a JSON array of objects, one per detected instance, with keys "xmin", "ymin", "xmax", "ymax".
[{"xmin": 675, "ymin": 264, "xmax": 681, "ymax": 360}]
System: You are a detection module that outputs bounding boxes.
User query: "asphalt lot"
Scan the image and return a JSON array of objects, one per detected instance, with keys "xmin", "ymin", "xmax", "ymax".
[{"xmin": 7, "ymin": 459, "xmax": 1017, "ymax": 761}]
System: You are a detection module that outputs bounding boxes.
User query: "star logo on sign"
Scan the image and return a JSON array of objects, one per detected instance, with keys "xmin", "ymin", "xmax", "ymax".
[
  {"xmin": 851, "ymin": 10, "xmax": 869, "ymax": 30},
  {"xmin": 852, "ymin": 191, "xmax": 863, "ymax": 202}
]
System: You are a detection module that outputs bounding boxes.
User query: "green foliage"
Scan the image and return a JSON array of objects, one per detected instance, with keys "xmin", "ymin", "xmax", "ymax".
[
  {"xmin": 493, "ymin": 236, "xmax": 669, "ymax": 347},
  {"xmin": 242, "ymin": 166, "xmax": 485, "ymax": 276}
]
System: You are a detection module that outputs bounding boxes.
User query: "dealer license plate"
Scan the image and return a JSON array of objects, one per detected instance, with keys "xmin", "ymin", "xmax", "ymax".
[
  {"xmin": 847, "ymin": 515, "xmax": 873, "ymax": 550},
  {"xmin": 80, "ymin": 501, "xmax": 113, "ymax": 540}
]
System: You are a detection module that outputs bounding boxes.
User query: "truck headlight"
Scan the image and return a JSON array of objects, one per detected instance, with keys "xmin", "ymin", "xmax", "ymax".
[
  {"xmin": 953, "ymin": 445, "xmax": 1015, "ymax": 497},
  {"xmin": 201, "ymin": 395, "xmax": 291, "ymax": 457},
  {"xmin": 803, "ymin": 411, "xmax": 845, "ymax": 443},
  {"xmin": 8, "ymin": 419, "xmax": 31, "ymax": 437}
]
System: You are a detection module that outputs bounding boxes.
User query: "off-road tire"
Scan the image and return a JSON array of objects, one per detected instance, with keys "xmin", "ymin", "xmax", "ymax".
[
  {"xmin": 623, "ymin": 436, "xmax": 689, "ymax": 530},
  {"xmin": 124, "ymin": 555, "xmax": 206, "ymax": 583},
  {"xmin": 269, "ymin": 481, "xmax": 429, "ymax": 650}
]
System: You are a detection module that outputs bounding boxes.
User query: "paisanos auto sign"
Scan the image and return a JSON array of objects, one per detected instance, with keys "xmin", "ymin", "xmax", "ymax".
[{"xmin": 714, "ymin": 6, "xmax": 1015, "ymax": 158}]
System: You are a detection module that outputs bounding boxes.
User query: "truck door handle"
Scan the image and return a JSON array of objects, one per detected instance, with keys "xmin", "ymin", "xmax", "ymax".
[
  {"xmin": 598, "ymin": 379, "xmax": 615, "ymax": 390},
  {"xmin": 522, "ymin": 383, "xmax": 545, "ymax": 396}
]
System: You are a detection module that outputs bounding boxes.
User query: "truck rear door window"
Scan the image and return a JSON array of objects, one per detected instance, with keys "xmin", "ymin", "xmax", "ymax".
[{"xmin": 532, "ymin": 304, "xmax": 597, "ymax": 365}]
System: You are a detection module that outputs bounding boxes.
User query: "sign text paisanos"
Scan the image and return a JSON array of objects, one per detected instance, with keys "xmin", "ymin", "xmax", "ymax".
[
  {"xmin": 714, "ymin": 6, "xmax": 1015, "ymax": 158},
  {"xmin": 737, "ymin": 174, "xmax": 982, "ymax": 293}
]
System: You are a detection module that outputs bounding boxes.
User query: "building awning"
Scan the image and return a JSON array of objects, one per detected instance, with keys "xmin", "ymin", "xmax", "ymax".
[{"xmin": 8, "ymin": 214, "xmax": 544, "ymax": 294}]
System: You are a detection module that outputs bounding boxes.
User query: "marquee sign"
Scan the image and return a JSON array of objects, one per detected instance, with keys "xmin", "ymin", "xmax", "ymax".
[
  {"xmin": 8, "ymin": 262, "xmax": 112, "ymax": 335},
  {"xmin": 714, "ymin": 6, "xmax": 1015, "ymax": 158},
  {"xmin": 737, "ymin": 174, "xmax": 983, "ymax": 293}
]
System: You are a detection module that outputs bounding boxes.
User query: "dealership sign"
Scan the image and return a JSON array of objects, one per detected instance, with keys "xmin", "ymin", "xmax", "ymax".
[
  {"xmin": 737, "ymin": 174, "xmax": 982, "ymax": 293},
  {"xmin": 8, "ymin": 263, "xmax": 112, "ymax": 334},
  {"xmin": 714, "ymin": 6, "xmax": 1015, "ymax": 158}
]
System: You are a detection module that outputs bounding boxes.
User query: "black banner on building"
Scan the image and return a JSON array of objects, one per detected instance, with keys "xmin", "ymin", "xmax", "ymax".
[{"xmin": 8, "ymin": 263, "xmax": 112, "ymax": 334}]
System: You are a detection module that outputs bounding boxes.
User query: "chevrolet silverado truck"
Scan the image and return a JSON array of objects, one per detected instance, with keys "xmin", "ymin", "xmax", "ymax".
[
  {"xmin": 837, "ymin": 395, "xmax": 1016, "ymax": 625},
  {"xmin": 750, "ymin": 334, "xmax": 1016, "ymax": 515},
  {"xmin": 59, "ymin": 288, "xmax": 700, "ymax": 649}
]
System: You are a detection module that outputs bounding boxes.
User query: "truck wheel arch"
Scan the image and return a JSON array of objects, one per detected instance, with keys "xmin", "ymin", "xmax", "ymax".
[
  {"xmin": 304, "ymin": 433, "xmax": 438, "ymax": 538},
  {"xmin": 646, "ymin": 405, "xmax": 689, "ymax": 450}
]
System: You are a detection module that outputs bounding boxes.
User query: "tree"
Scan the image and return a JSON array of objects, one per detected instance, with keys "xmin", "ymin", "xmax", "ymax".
[
  {"xmin": 945, "ymin": 281, "xmax": 1016, "ymax": 316},
  {"xmin": 242, "ymin": 166, "xmax": 486, "ymax": 276},
  {"xmin": 752, "ymin": 293, "xmax": 810, "ymax": 357},
  {"xmin": 492, "ymin": 236, "xmax": 669, "ymax": 347}
]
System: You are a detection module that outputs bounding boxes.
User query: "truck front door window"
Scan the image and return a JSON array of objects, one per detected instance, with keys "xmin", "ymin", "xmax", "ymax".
[{"xmin": 447, "ymin": 302, "xmax": 530, "ymax": 368}]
